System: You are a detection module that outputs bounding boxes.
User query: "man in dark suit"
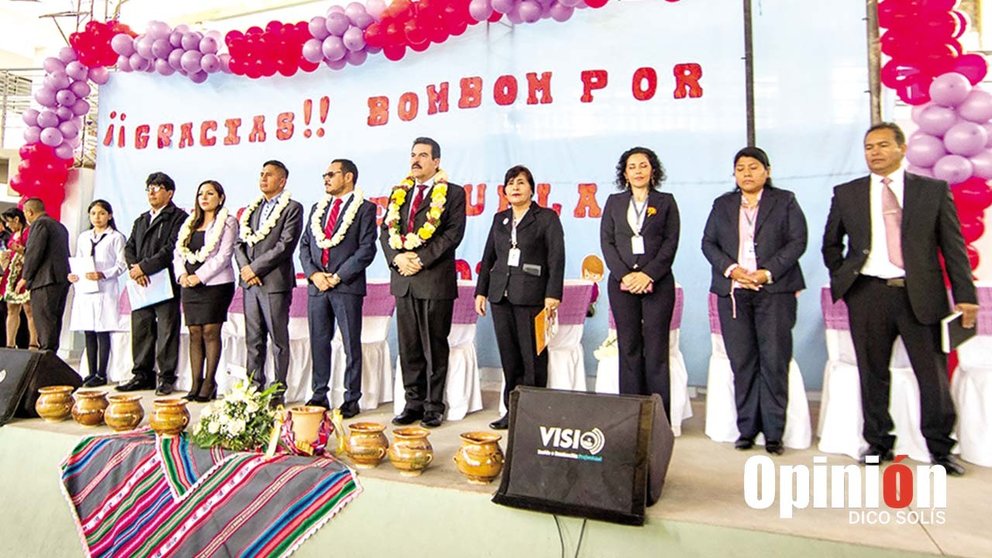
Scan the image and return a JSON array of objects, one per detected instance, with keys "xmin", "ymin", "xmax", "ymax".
[
  {"xmin": 18, "ymin": 198, "xmax": 70, "ymax": 352},
  {"xmin": 117, "ymin": 172, "xmax": 188, "ymax": 394},
  {"xmin": 299, "ymin": 158, "xmax": 378, "ymax": 418},
  {"xmin": 235, "ymin": 160, "xmax": 304, "ymax": 407},
  {"xmin": 381, "ymin": 137, "xmax": 466, "ymax": 428},
  {"xmin": 823, "ymin": 122, "xmax": 979, "ymax": 476}
]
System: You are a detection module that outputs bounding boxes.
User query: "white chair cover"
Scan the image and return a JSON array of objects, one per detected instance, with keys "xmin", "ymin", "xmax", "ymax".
[{"xmin": 950, "ymin": 285, "xmax": 992, "ymax": 467}]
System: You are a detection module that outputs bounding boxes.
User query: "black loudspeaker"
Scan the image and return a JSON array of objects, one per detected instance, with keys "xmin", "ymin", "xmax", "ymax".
[
  {"xmin": 493, "ymin": 387, "xmax": 674, "ymax": 526},
  {"xmin": 0, "ymin": 349, "xmax": 82, "ymax": 425}
]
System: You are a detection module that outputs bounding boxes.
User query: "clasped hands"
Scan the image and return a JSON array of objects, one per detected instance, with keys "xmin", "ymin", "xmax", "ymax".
[
  {"xmin": 310, "ymin": 272, "xmax": 341, "ymax": 292},
  {"xmin": 178, "ymin": 273, "xmax": 202, "ymax": 288},
  {"xmin": 730, "ymin": 267, "xmax": 771, "ymax": 291},
  {"xmin": 621, "ymin": 271, "xmax": 654, "ymax": 294},
  {"xmin": 240, "ymin": 265, "xmax": 262, "ymax": 287},
  {"xmin": 129, "ymin": 264, "xmax": 150, "ymax": 287},
  {"xmin": 393, "ymin": 252, "xmax": 423, "ymax": 277},
  {"xmin": 68, "ymin": 271, "xmax": 105, "ymax": 283}
]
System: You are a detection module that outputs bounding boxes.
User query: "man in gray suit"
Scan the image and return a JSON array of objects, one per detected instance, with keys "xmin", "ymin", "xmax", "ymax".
[
  {"xmin": 235, "ymin": 160, "xmax": 304, "ymax": 406},
  {"xmin": 18, "ymin": 198, "xmax": 70, "ymax": 352}
]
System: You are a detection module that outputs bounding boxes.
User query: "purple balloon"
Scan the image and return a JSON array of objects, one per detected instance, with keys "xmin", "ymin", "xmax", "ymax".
[
  {"xmin": 934, "ymin": 154, "xmax": 975, "ymax": 184},
  {"xmin": 55, "ymin": 89, "xmax": 77, "ymax": 107},
  {"xmin": 69, "ymin": 80, "xmax": 91, "ymax": 98},
  {"xmin": 168, "ymin": 48, "xmax": 184, "ymax": 70},
  {"xmin": 134, "ymin": 36, "xmax": 154, "ymax": 59},
  {"xmin": 518, "ymin": 0, "xmax": 543, "ymax": 22},
  {"xmin": 469, "ymin": 0, "xmax": 494, "ymax": 22},
  {"xmin": 65, "ymin": 61, "xmax": 87, "ymax": 81},
  {"xmin": 45, "ymin": 71, "xmax": 70, "ymax": 91},
  {"xmin": 181, "ymin": 50, "xmax": 203, "ymax": 74},
  {"xmin": 117, "ymin": 54, "xmax": 133, "ymax": 72},
  {"xmin": 506, "ymin": 10, "xmax": 524, "ymax": 24},
  {"xmin": 327, "ymin": 5, "xmax": 346, "ymax": 15},
  {"xmin": 181, "ymin": 32, "xmax": 203, "ymax": 51},
  {"xmin": 23, "ymin": 126, "xmax": 41, "ymax": 144},
  {"xmin": 175, "ymin": 24, "xmax": 190, "ymax": 34},
  {"xmin": 146, "ymin": 20, "xmax": 171, "ymax": 40},
  {"xmin": 345, "ymin": 2, "xmax": 367, "ymax": 21},
  {"xmin": 155, "ymin": 59, "xmax": 176, "ymax": 76},
  {"xmin": 957, "ymin": 89, "xmax": 992, "ymax": 123},
  {"xmin": 88, "ymin": 66, "xmax": 110, "ymax": 85},
  {"xmin": 352, "ymin": 13, "xmax": 375, "ymax": 29},
  {"xmin": 34, "ymin": 87, "xmax": 57, "ymax": 108},
  {"xmin": 151, "ymin": 38, "xmax": 172, "ymax": 59},
  {"xmin": 326, "ymin": 13, "xmax": 351, "ymax": 36},
  {"xmin": 111, "ymin": 33, "xmax": 135, "ymax": 56},
  {"xmin": 914, "ymin": 104, "xmax": 958, "ymax": 136},
  {"xmin": 68, "ymin": 135, "xmax": 82, "ymax": 148},
  {"xmin": 302, "ymin": 39, "xmax": 324, "ymax": 63},
  {"xmin": 188, "ymin": 71, "xmax": 208, "ymax": 84},
  {"xmin": 342, "ymin": 27, "xmax": 366, "ymax": 51},
  {"xmin": 129, "ymin": 53, "xmax": 150, "ymax": 72},
  {"xmin": 56, "ymin": 106, "xmax": 74, "ymax": 121},
  {"xmin": 199, "ymin": 36, "xmax": 219, "ymax": 55},
  {"xmin": 55, "ymin": 144, "xmax": 75, "ymax": 160},
  {"xmin": 493, "ymin": 0, "xmax": 515, "ymax": 13},
  {"xmin": 42, "ymin": 57, "xmax": 65, "ymax": 74},
  {"xmin": 169, "ymin": 30, "xmax": 184, "ymax": 48},
  {"xmin": 58, "ymin": 120, "xmax": 79, "ymax": 140},
  {"xmin": 930, "ymin": 72, "xmax": 973, "ymax": 107},
  {"xmin": 22, "ymin": 108, "xmax": 39, "ymax": 127},
  {"xmin": 37, "ymin": 110, "xmax": 59, "ymax": 129},
  {"xmin": 367, "ymin": 0, "xmax": 387, "ymax": 20},
  {"xmin": 200, "ymin": 53, "xmax": 221, "ymax": 73},
  {"xmin": 219, "ymin": 53, "xmax": 232, "ymax": 73},
  {"xmin": 549, "ymin": 2, "xmax": 574, "ymax": 22},
  {"xmin": 71, "ymin": 99, "xmax": 90, "ymax": 116},
  {"xmin": 325, "ymin": 58, "xmax": 348, "ymax": 71},
  {"xmin": 970, "ymin": 151, "xmax": 992, "ymax": 179},
  {"xmin": 944, "ymin": 122, "xmax": 989, "ymax": 157},
  {"xmin": 58, "ymin": 47, "xmax": 76, "ymax": 63},
  {"xmin": 907, "ymin": 134, "xmax": 947, "ymax": 167},
  {"xmin": 345, "ymin": 49, "xmax": 368, "ymax": 66},
  {"xmin": 559, "ymin": 0, "xmax": 583, "ymax": 6},
  {"xmin": 309, "ymin": 16, "xmax": 330, "ymax": 40},
  {"xmin": 40, "ymin": 127, "xmax": 64, "ymax": 147},
  {"xmin": 322, "ymin": 36, "xmax": 346, "ymax": 62},
  {"xmin": 907, "ymin": 165, "xmax": 934, "ymax": 178}
]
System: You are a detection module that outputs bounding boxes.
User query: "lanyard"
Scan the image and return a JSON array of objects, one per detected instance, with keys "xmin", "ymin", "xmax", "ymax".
[
  {"xmin": 511, "ymin": 208, "xmax": 529, "ymax": 247},
  {"xmin": 631, "ymin": 199, "xmax": 648, "ymax": 235}
]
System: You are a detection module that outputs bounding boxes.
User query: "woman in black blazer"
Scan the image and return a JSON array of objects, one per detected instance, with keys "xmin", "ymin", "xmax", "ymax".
[
  {"xmin": 600, "ymin": 147, "xmax": 680, "ymax": 419},
  {"xmin": 476, "ymin": 165, "xmax": 565, "ymax": 430},
  {"xmin": 701, "ymin": 146, "xmax": 807, "ymax": 455}
]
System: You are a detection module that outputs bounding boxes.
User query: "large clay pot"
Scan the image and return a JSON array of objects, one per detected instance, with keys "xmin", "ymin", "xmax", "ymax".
[
  {"xmin": 35, "ymin": 385, "xmax": 74, "ymax": 422},
  {"xmin": 71, "ymin": 389, "xmax": 108, "ymax": 427},
  {"xmin": 346, "ymin": 422, "xmax": 389, "ymax": 469},
  {"xmin": 453, "ymin": 431, "xmax": 505, "ymax": 485},
  {"xmin": 286, "ymin": 406, "xmax": 327, "ymax": 449},
  {"xmin": 105, "ymin": 394, "xmax": 144, "ymax": 432},
  {"xmin": 388, "ymin": 426, "xmax": 434, "ymax": 477},
  {"xmin": 149, "ymin": 398, "xmax": 190, "ymax": 438}
]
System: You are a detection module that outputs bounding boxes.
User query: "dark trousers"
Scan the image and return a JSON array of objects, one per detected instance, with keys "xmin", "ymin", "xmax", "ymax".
[
  {"xmin": 31, "ymin": 284, "xmax": 69, "ymax": 351},
  {"xmin": 491, "ymin": 301, "xmax": 548, "ymax": 409},
  {"xmin": 717, "ymin": 289, "xmax": 796, "ymax": 443},
  {"xmin": 131, "ymin": 297, "xmax": 180, "ymax": 383},
  {"xmin": 84, "ymin": 331, "xmax": 112, "ymax": 379},
  {"xmin": 243, "ymin": 287, "xmax": 292, "ymax": 390},
  {"xmin": 308, "ymin": 291, "xmax": 363, "ymax": 404},
  {"xmin": 396, "ymin": 295, "xmax": 454, "ymax": 414},
  {"xmin": 609, "ymin": 276, "xmax": 675, "ymax": 419},
  {"xmin": 845, "ymin": 276, "xmax": 956, "ymax": 456}
]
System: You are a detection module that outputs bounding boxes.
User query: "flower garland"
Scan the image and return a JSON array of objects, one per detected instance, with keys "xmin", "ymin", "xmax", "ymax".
[
  {"xmin": 239, "ymin": 191, "xmax": 293, "ymax": 246},
  {"xmin": 176, "ymin": 207, "xmax": 230, "ymax": 264},
  {"xmin": 385, "ymin": 169, "xmax": 449, "ymax": 250},
  {"xmin": 309, "ymin": 188, "xmax": 364, "ymax": 249}
]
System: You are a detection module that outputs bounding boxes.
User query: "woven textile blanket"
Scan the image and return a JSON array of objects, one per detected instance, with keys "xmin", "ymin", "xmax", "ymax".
[{"xmin": 60, "ymin": 429, "xmax": 361, "ymax": 558}]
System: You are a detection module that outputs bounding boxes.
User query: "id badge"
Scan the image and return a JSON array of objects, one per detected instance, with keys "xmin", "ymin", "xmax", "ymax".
[
  {"xmin": 508, "ymin": 247, "xmax": 521, "ymax": 267},
  {"xmin": 631, "ymin": 235, "xmax": 645, "ymax": 255}
]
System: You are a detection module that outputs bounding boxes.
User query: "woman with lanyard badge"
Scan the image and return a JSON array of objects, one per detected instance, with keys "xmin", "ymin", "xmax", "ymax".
[
  {"xmin": 701, "ymin": 147, "xmax": 807, "ymax": 455},
  {"xmin": 600, "ymin": 147, "xmax": 680, "ymax": 420},
  {"xmin": 68, "ymin": 200, "xmax": 128, "ymax": 387},
  {"xmin": 476, "ymin": 165, "xmax": 565, "ymax": 430}
]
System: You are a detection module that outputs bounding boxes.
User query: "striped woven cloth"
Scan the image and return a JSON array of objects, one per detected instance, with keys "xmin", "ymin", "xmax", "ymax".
[{"xmin": 60, "ymin": 429, "xmax": 361, "ymax": 558}]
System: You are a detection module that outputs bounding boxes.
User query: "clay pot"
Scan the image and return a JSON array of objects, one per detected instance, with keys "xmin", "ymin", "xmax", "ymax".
[
  {"xmin": 286, "ymin": 406, "xmax": 327, "ymax": 449},
  {"xmin": 388, "ymin": 426, "xmax": 434, "ymax": 477},
  {"xmin": 35, "ymin": 385, "xmax": 74, "ymax": 422},
  {"xmin": 71, "ymin": 389, "xmax": 108, "ymax": 427},
  {"xmin": 105, "ymin": 394, "xmax": 144, "ymax": 432},
  {"xmin": 346, "ymin": 422, "xmax": 389, "ymax": 469},
  {"xmin": 149, "ymin": 398, "xmax": 190, "ymax": 437},
  {"xmin": 453, "ymin": 431, "xmax": 505, "ymax": 485}
]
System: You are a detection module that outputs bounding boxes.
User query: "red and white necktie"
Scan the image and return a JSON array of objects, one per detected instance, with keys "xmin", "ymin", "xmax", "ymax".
[{"xmin": 321, "ymin": 198, "xmax": 343, "ymax": 267}]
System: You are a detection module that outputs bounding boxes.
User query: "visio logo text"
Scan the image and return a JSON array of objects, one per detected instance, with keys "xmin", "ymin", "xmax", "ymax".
[{"xmin": 537, "ymin": 426, "xmax": 605, "ymax": 462}]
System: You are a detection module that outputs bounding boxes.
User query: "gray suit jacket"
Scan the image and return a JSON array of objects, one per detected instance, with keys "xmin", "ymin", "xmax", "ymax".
[{"xmin": 234, "ymin": 195, "xmax": 304, "ymax": 294}]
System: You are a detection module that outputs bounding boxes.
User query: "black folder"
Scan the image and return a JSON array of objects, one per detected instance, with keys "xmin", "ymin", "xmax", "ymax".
[{"xmin": 941, "ymin": 312, "xmax": 977, "ymax": 353}]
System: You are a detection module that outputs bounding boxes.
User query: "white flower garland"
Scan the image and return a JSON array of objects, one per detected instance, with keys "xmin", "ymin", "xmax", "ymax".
[
  {"xmin": 239, "ymin": 191, "xmax": 293, "ymax": 246},
  {"xmin": 176, "ymin": 207, "xmax": 230, "ymax": 264},
  {"xmin": 309, "ymin": 188, "xmax": 364, "ymax": 249}
]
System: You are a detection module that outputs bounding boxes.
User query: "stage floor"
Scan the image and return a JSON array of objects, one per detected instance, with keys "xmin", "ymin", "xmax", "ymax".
[{"xmin": 2, "ymin": 383, "xmax": 990, "ymax": 557}]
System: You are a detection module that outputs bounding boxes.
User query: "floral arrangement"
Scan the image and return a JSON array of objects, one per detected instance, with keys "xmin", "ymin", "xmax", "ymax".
[
  {"xmin": 384, "ymin": 169, "xmax": 449, "ymax": 250},
  {"xmin": 176, "ymin": 207, "xmax": 230, "ymax": 264},
  {"xmin": 593, "ymin": 329, "xmax": 618, "ymax": 361},
  {"xmin": 310, "ymin": 188, "xmax": 364, "ymax": 249},
  {"xmin": 239, "ymin": 191, "xmax": 293, "ymax": 246},
  {"xmin": 190, "ymin": 381, "xmax": 280, "ymax": 451},
  {"xmin": 647, "ymin": 206, "xmax": 657, "ymax": 217}
]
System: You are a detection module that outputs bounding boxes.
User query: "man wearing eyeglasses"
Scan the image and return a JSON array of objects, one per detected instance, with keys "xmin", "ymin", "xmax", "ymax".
[{"xmin": 118, "ymin": 172, "xmax": 189, "ymax": 395}]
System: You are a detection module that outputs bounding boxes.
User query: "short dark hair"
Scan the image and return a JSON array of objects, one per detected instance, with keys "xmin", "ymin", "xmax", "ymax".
[
  {"xmin": 1, "ymin": 207, "xmax": 25, "ymax": 225},
  {"xmin": 263, "ymin": 160, "xmax": 289, "ymax": 179},
  {"xmin": 615, "ymin": 147, "xmax": 666, "ymax": 191},
  {"xmin": 332, "ymin": 159, "xmax": 359, "ymax": 185},
  {"xmin": 503, "ymin": 165, "xmax": 536, "ymax": 197},
  {"xmin": 865, "ymin": 122, "xmax": 906, "ymax": 146},
  {"xmin": 732, "ymin": 146, "xmax": 775, "ymax": 190},
  {"xmin": 146, "ymin": 171, "xmax": 176, "ymax": 191},
  {"xmin": 412, "ymin": 137, "xmax": 441, "ymax": 159},
  {"xmin": 87, "ymin": 199, "xmax": 118, "ymax": 230},
  {"xmin": 23, "ymin": 198, "xmax": 45, "ymax": 214}
]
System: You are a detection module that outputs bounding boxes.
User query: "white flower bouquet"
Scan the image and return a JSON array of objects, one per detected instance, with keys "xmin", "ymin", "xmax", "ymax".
[{"xmin": 190, "ymin": 381, "xmax": 280, "ymax": 451}]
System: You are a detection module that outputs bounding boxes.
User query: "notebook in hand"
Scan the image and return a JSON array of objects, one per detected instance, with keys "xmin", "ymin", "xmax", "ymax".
[{"xmin": 941, "ymin": 312, "xmax": 977, "ymax": 353}]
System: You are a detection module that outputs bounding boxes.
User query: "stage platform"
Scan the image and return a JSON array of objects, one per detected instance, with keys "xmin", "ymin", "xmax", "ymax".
[{"xmin": 1, "ymin": 386, "xmax": 990, "ymax": 558}]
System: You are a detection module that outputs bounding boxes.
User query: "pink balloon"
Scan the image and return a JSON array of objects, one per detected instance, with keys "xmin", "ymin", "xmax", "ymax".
[
  {"xmin": 45, "ymin": 72, "xmax": 70, "ymax": 91},
  {"xmin": 40, "ymin": 127, "xmax": 64, "ymax": 147},
  {"xmin": 914, "ymin": 104, "xmax": 958, "ymax": 136},
  {"xmin": 322, "ymin": 36, "xmax": 346, "ymax": 62},
  {"xmin": 345, "ymin": 49, "xmax": 367, "ymax": 66},
  {"xmin": 88, "ymin": 66, "xmax": 109, "ymax": 85},
  {"xmin": 33, "ymin": 87, "xmax": 57, "ymax": 108},
  {"xmin": 23, "ymin": 126, "xmax": 41, "ymax": 144},
  {"xmin": 326, "ymin": 13, "xmax": 351, "ymax": 36},
  {"xmin": 22, "ymin": 108, "xmax": 39, "ymax": 126},
  {"xmin": 58, "ymin": 47, "xmax": 77, "ymax": 63},
  {"xmin": 151, "ymin": 38, "xmax": 172, "ymax": 59},
  {"xmin": 55, "ymin": 89, "xmax": 77, "ymax": 107},
  {"xmin": 56, "ymin": 106, "xmax": 73, "ymax": 121},
  {"xmin": 54, "ymin": 144, "xmax": 74, "ymax": 160},
  {"xmin": 309, "ymin": 16, "xmax": 330, "ymax": 40},
  {"xmin": 37, "ymin": 110, "xmax": 59, "ymax": 128},
  {"xmin": 952, "ymin": 53, "xmax": 989, "ymax": 85},
  {"xmin": 944, "ymin": 122, "xmax": 989, "ymax": 157},
  {"xmin": 907, "ymin": 165, "xmax": 935, "ymax": 178},
  {"xmin": 493, "ymin": 0, "xmax": 515, "ymax": 13},
  {"xmin": 200, "ymin": 54, "xmax": 221, "ymax": 73},
  {"xmin": 469, "ymin": 0, "xmax": 494, "ymax": 21},
  {"xmin": 929, "ymin": 72, "xmax": 972, "ymax": 107},
  {"xmin": 934, "ymin": 154, "xmax": 975, "ymax": 183},
  {"xmin": 71, "ymin": 99, "xmax": 91, "ymax": 116},
  {"xmin": 549, "ymin": 3, "xmax": 574, "ymax": 22},
  {"xmin": 146, "ymin": 20, "xmax": 171, "ymax": 40},
  {"xmin": 325, "ymin": 58, "xmax": 348, "ymax": 70},
  {"xmin": 130, "ymin": 53, "xmax": 151, "ymax": 72},
  {"xmin": 58, "ymin": 120, "xmax": 79, "ymax": 140},
  {"xmin": 111, "ymin": 33, "xmax": 135, "ymax": 56},
  {"xmin": 343, "ymin": 27, "xmax": 365, "ymax": 51},
  {"xmin": 181, "ymin": 32, "xmax": 203, "ymax": 51},
  {"xmin": 957, "ymin": 89, "xmax": 992, "ymax": 123},
  {"xmin": 188, "ymin": 71, "xmax": 208, "ymax": 84},
  {"xmin": 366, "ymin": 0, "xmax": 387, "ymax": 20},
  {"xmin": 199, "ymin": 36, "xmax": 219, "ymax": 55},
  {"xmin": 155, "ymin": 58, "xmax": 176, "ymax": 76},
  {"xmin": 42, "ymin": 57, "xmax": 65, "ymax": 74},
  {"xmin": 65, "ymin": 61, "xmax": 88, "ymax": 81},
  {"xmin": 169, "ymin": 30, "xmax": 184, "ymax": 48},
  {"xmin": 69, "ymin": 80, "xmax": 91, "ymax": 98},
  {"xmin": 517, "ymin": 0, "xmax": 543, "ymax": 23},
  {"xmin": 168, "ymin": 48, "xmax": 184, "ymax": 70},
  {"xmin": 134, "ymin": 36, "xmax": 154, "ymax": 59},
  {"xmin": 970, "ymin": 151, "xmax": 992, "ymax": 179},
  {"xmin": 180, "ymin": 50, "xmax": 203, "ymax": 74},
  {"xmin": 219, "ymin": 53, "xmax": 232, "ymax": 73}
]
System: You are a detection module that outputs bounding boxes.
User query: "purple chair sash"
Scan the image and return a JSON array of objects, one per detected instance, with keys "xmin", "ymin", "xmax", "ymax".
[
  {"xmin": 708, "ymin": 293, "xmax": 721, "ymax": 334},
  {"xmin": 558, "ymin": 282, "xmax": 595, "ymax": 325},
  {"xmin": 452, "ymin": 284, "xmax": 479, "ymax": 325},
  {"xmin": 821, "ymin": 287, "xmax": 850, "ymax": 331},
  {"xmin": 608, "ymin": 286, "xmax": 683, "ymax": 331},
  {"xmin": 229, "ymin": 281, "xmax": 397, "ymax": 318}
]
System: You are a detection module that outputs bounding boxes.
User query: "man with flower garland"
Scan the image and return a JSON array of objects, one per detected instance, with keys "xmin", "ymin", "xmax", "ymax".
[
  {"xmin": 235, "ymin": 160, "xmax": 304, "ymax": 407},
  {"xmin": 299, "ymin": 158, "xmax": 378, "ymax": 418},
  {"xmin": 381, "ymin": 137, "xmax": 466, "ymax": 428}
]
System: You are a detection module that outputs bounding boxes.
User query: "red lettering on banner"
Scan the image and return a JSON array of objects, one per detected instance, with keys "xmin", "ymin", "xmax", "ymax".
[
  {"xmin": 580, "ymin": 70, "xmax": 608, "ymax": 103},
  {"xmin": 674, "ymin": 63, "xmax": 703, "ymax": 98},
  {"xmin": 459, "ymin": 77, "xmax": 483, "ymax": 109},
  {"xmin": 464, "ymin": 183, "xmax": 486, "ymax": 216},
  {"xmin": 455, "ymin": 259, "xmax": 473, "ymax": 280},
  {"xmin": 536, "ymin": 184, "xmax": 562, "ymax": 215},
  {"xmin": 157, "ymin": 124, "xmax": 173, "ymax": 148},
  {"xmin": 276, "ymin": 112, "xmax": 294, "ymax": 140},
  {"xmin": 248, "ymin": 116, "xmax": 266, "ymax": 143},
  {"xmin": 426, "ymin": 83, "xmax": 449, "ymax": 115},
  {"xmin": 574, "ymin": 183, "xmax": 602, "ymax": 218},
  {"xmin": 200, "ymin": 121, "xmax": 217, "ymax": 147},
  {"xmin": 369, "ymin": 196, "xmax": 389, "ymax": 225},
  {"xmin": 135, "ymin": 125, "xmax": 150, "ymax": 149},
  {"xmin": 496, "ymin": 184, "xmax": 509, "ymax": 212},
  {"xmin": 368, "ymin": 96, "xmax": 389, "ymax": 126},
  {"xmin": 399, "ymin": 92, "xmax": 419, "ymax": 122},
  {"xmin": 224, "ymin": 119, "xmax": 242, "ymax": 146},
  {"xmin": 494, "ymin": 75, "xmax": 518, "ymax": 106},
  {"xmin": 178, "ymin": 123, "xmax": 195, "ymax": 149},
  {"xmin": 526, "ymin": 72, "xmax": 553, "ymax": 105},
  {"xmin": 117, "ymin": 113, "xmax": 127, "ymax": 148},
  {"xmin": 632, "ymin": 67, "xmax": 658, "ymax": 101}
]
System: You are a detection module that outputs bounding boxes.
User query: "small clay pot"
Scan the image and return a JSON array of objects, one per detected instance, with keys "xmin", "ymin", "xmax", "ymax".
[
  {"xmin": 453, "ymin": 431, "xmax": 505, "ymax": 485},
  {"xmin": 388, "ymin": 426, "xmax": 434, "ymax": 477},
  {"xmin": 71, "ymin": 389, "xmax": 108, "ymax": 427},
  {"xmin": 105, "ymin": 394, "xmax": 144, "ymax": 432},
  {"xmin": 35, "ymin": 385, "xmax": 74, "ymax": 422},
  {"xmin": 346, "ymin": 422, "xmax": 389, "ymax": 469},
  {"xmin": 149, "ymin": 398, "xmax": 190, "ymax": 437}
]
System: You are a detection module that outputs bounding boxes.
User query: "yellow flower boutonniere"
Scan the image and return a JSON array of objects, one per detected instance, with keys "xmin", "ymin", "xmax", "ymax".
[{"xmin": 647, "ymin": 206, "xmax": 657, "ymax": 217}]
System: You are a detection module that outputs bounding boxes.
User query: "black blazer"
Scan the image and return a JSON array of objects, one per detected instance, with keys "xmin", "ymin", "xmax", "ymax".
[
  {"xmin": 20, "ymin": 214, "xmax": 70, "ymax": 290},
  {"xmin": 701, "ymin": 187, "xmax": 807, "ymax": 295},
  {"xmin": 125, "ymin": 202, "xmax": 188, "ymax": 296},
  {"xmin": 234, "ymin": 197, "xmax": 305, "ymax": 294},
  {"xmin": 299, "ymin": 196, "xmax": 378, "ymax": 296},
  {"xmin": 822, "ymin": 172, "xmax": 977, "ymax": 324},
  {"xmin": 599, "ymin": 190, "xmax": 680, "ymax": 284},
  {"xmin": 475, "ymin": 205, "xmax": 565, "ymax": 305},
  {"xmin": 380, "ymin": 182, "xmax": 467, "ymax": 300}
]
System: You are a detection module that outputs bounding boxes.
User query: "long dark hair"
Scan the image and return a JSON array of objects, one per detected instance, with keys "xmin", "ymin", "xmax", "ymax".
[
  {"xmin": 1, "ymin": 207, "xmax": 25, "ymax": 229},
  {"xmin": 732, "ymin": 146, "xmax": 775, "ymax": 191},
  {"xmin": 190, "ymin": 180, "xmax": 226, "ymax": 231},
  {"xmin": 87, "ymin": 199, "xmax": 117, "ymax": 230},
  {"xmin": 615, "ymin": 147, "xmax": 666, "ymax": 191}
]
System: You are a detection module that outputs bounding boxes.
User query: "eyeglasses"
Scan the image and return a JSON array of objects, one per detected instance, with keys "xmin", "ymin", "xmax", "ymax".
[
  {"xmin": 322, "ymin": 171, "xmax": 342, "ymax": 180},
  {"xmin": 146, "ymin": 184, "xmax": 167, "ymax": 193}
]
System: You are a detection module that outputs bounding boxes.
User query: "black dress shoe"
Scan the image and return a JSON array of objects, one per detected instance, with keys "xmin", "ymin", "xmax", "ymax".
[
  {"xmin": 931, "ymin": 454, "xmax": 966, "ymax": 477},
  {"xmin": 392, "ymin": 409, "xmax": 424, "ymax": 425},
  {"xmin": 859, "ymin": 446, "xmax": 895, "ymax": 464},
  {"xmin": 765, "ymin": 441, "xmax": 785, "ymax": 455},
  {"xmin": 155, "ymin": 382, "xmax": 174, "ymax": 396},
  {"xmin": 421, "ymin": 411, "xmax": 443, "ymax": 428},
  {"xmin": 489, "ymin": 415, "xmax": 509, "ymax": 430},
  {"xmin": 116, "ymin": 377, "xmax": 154, "ymax": 392},
  {"xmin": 339, "ymin": 402, "xmax": 360, "ymax": 419},
  {"xmin": 269, "ymin": 395, "xmax": 285, "ymax": 409},
  {"xmin": 82, "ymin": 375, "xmax": 107, "ymax": 388},
  {"xmin": 306, "ymin": 396, "xmax": 331, "ymax": 409},
  {"xmin": 734, "ymin": 437, "xmax": 755, "ymax": 450}
]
